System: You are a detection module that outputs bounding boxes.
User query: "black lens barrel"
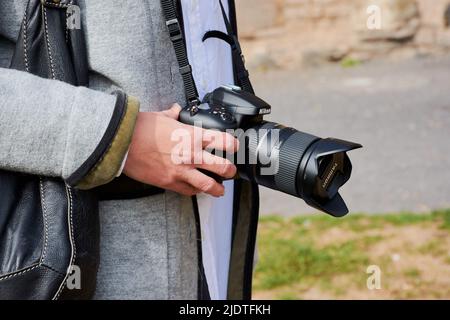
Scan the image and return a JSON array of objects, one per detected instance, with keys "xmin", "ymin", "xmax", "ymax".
[
  {"xmin": 274, "ymin": 130, "xmax": 319, "ymax": 196},
  {"xmin": 243, "ymin": 121, "xmax": 319, "ymax": 195},
  {"xmin": 240, "ymin": 121, "xmax": 361, "ymax": 217}
]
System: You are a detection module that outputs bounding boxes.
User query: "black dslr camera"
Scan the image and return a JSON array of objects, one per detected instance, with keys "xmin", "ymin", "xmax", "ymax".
[{"xmin": 179, "ymin": 85, "xmax": 362, "ymax": 217}]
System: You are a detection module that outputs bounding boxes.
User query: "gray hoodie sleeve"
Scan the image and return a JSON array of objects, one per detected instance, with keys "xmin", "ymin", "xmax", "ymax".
[{"xmin": 0, "ymin": 67, "xmax": 139, "ymax": 188}]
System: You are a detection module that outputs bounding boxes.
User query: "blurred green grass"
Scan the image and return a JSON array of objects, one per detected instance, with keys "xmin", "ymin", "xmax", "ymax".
[
  {"xmin": 340, "ymin": 57, "xmax": 362, "ymax": 68},
  {"xmin": 253, "ymin": 209, "xmax": 450, "ymax": 299}
]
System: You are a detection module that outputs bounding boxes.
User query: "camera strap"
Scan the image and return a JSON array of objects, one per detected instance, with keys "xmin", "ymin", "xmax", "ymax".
[
  {"xmin": 160, "ymin": 0, "xmax": 200, "ymax": 107},
  {"xmin": 160, "ymin": 0, "xmax": 254, "ymax": 105},
  {"xmin": 202, "ymin": 0, "xmax": 254, "ymax": 94}
]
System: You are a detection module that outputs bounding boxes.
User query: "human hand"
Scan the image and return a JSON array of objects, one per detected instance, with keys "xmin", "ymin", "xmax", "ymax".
[{"xmin": 123, "ymin": 104, "xmax": 238, "ymax": 197}]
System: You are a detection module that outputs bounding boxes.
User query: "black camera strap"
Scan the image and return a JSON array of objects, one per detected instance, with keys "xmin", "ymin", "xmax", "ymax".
[
  {"xmin": 160, "ymin": 0, "xmax": 254, "ymax": 103},
  {"xmin": 202, "ymin": 0, "xmax": 254, "ymax": 94},
  {"xmin": 160, "ymin": 0, "xmax": 200, "ymax": 107}
]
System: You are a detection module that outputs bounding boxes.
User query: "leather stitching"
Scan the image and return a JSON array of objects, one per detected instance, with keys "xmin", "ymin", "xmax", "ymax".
[
  {"xmin": 0, "ymin": 181, "xmax": 50, "ymax": 282},
  {"xmin": 0, "ymin": 264, "xmax": 40, "ymax": 282},
  {"xmin": 42, "ymin": 6, "xmax": 56, "ymax": 79},
  {"xmin": 39, "ymin": 179, "xmax": 49, "ymax": 264},
  {"xmin": 67, "ymin": 186, "xmax": 77, "ymax": 267},
  {"xmin": 65, "ymin": 8, "xmax": 69, "ymax": 43},
  {"xmin": 43, "ymin": 2, "xmax": 71, "ymax": 9},
  {"xmin": 22, "ymin": 6, "xmax": 29, "ymax": 72},
  {"xmin": 52, "ymin": 185, "xmax": 75, "ymax": 300}
]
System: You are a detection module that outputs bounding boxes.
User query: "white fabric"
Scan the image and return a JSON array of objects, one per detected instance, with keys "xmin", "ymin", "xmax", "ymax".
[
  {"xmin": 181, "ymin": 0, "xmax": 235, "ymax": 300},
  {"xmin": 116, "ymin": 149, "xmax": 129, "ymax": 177}
]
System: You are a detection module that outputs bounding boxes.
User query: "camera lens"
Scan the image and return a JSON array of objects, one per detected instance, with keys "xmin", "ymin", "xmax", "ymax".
[{"xmin": 237, "ymin": 122, "xmax": 362, "ymax": 217}]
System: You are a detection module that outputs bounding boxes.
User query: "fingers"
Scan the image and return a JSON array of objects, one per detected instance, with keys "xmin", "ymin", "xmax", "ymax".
[
  {"xmin": 182, "ymin": 169, "xmax": 225, "ymax": 197},
  {"xmin": 195, "ymin": 151, "xmax": 237, "ymax": 179},
  {"xmin": 202, "ymin": 129, "xmax": 239, "ymax": 153},
  {"xmin": 162, "ymin": 103, "xmax": 182, "ymax": 120},
  {"xmin": 164, "ymin": 105, "xmax": 238, "ymax": 153},
  {"xmin": 171, "ymin": 181, "xmax": 199, "ymax": 197}
]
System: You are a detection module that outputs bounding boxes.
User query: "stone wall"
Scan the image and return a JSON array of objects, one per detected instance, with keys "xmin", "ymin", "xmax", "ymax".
[{"xmin": 235, "ymin": 0, "xmax": 450, "ymax": 69}]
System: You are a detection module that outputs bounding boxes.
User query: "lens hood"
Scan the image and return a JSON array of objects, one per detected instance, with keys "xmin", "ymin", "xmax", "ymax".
[{"xmin": 298, "ymin": 138, "xmax": 362, "ymax": 217}]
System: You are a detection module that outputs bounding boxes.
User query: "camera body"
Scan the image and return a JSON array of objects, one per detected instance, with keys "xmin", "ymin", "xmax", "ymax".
[
  {"xmin": 179, "ymin": 85, "xmax": 362, "ymax": 217},
  {"xmin": 179, "ymin": 85, "xmax": 271, "ymax": 131}
]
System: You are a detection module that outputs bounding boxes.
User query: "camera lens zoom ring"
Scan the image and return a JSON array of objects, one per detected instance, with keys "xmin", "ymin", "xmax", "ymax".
[{"xmin": 274, "ymin": 131, "xmax": 318, "ymax": 196}]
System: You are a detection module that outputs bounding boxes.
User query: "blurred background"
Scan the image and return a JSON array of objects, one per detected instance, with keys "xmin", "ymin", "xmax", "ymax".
[{"xmin": 234, "ymin": 0, "xmax": 450, "ymax": 299}]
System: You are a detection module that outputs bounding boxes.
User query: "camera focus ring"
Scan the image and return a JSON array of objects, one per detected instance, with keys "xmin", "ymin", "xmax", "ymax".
[{"xmin": 274, "ymin": 131, "xmax": 318, "ymax": 196}]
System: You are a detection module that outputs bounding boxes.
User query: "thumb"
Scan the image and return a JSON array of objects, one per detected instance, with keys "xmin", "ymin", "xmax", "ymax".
[{"xmin": 162, "ymin": 103, "xmax": 182, "ymax": 120}]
